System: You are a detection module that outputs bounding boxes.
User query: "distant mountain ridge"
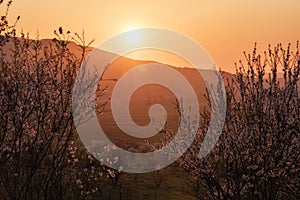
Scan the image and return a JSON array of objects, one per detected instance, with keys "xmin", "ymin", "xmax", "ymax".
[{"xmin": 0, "ymin": 37, "xmax": 231, "ymax": 143}]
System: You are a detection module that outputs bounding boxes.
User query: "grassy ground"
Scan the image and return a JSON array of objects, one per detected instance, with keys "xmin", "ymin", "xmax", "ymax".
[{"xmin": 118, "ymin": 163, "xmax": 202, "ymax": 200}]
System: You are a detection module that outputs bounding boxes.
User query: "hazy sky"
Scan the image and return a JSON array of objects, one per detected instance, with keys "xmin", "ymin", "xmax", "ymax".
[{"xmin": 5, "ymin": 0, "xmax": 300, "ymax": 72}]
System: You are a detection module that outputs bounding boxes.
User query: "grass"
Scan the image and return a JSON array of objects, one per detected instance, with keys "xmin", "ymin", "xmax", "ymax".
[{"xmin": 118, "ymin": 163, "xmax": 200, "ymax": 199}]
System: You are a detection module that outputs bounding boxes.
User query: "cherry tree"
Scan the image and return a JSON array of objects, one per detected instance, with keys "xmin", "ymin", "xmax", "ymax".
[{"xmin": 178, "ymin": 43, "xmax": 300, "ymax": 199}]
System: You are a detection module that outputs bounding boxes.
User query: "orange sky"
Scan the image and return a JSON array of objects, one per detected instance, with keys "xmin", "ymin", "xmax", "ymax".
[{"xmin": 5, "ymin": 0, "xmax": 300, "ymax": 72}]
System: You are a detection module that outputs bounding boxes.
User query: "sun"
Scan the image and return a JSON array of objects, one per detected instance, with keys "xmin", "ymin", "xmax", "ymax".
[
  {"xmin": 120, "ymin": 24, "xmax": 142, "ymax": 45},
  {"xmin": 124, "ymin": 29, "xmax": 141, "ymax": 45}
]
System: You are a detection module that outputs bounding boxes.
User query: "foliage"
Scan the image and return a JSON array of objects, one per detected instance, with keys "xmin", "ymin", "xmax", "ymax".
[
  {"xmin": 178, "ymin": 43, "xmax": 300, "ymax": 199},
  {"xmin": 0, "ymin": 1, "xmax": 123, "ymax": 199}
]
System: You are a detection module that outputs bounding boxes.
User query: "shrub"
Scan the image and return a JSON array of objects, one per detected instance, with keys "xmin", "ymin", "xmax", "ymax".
[
  {"xmin": 179, "ymin": 43, "xmax": 300, "ymax": 199},
  {"xmin": 0, "ymin": 1, "xmax": 120, "ymax": 199}
]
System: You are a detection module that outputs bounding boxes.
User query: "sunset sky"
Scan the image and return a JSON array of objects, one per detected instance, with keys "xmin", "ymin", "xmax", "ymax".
[{"xmin": 6, "ymin": 0, "xmax": 300, "ymax": 72}]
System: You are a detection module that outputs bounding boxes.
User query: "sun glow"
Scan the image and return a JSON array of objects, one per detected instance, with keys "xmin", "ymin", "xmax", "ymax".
[{"xmin": 124, "ymin": 29, "xmax": 141, "ymax": 45}]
